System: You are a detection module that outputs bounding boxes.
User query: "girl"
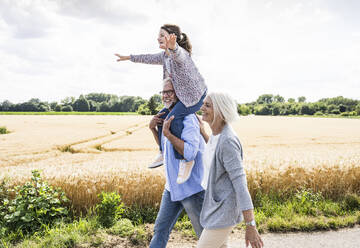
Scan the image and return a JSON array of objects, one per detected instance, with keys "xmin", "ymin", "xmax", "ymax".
[{"xmin": 115, "ymin": 24, "xmax": 207, "ymax": 184}]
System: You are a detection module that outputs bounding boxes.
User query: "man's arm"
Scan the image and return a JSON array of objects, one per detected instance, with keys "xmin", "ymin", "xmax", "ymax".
[
  {"xmin": 162, "ymin": 116, "xmax": 184, "ymax": 155},
  {"xmin": 163, "ymin": 115, "xmax": 200, "ymax": 161},
  {"xmin": 149, "ymin": 113, "xmax": 166, "ymax": 147}
]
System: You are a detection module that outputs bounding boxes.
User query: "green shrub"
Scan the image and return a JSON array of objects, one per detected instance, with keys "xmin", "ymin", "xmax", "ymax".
[
  {"xmin": 95, "ymin": 192, "xmax": 124, "ymax": 228},
  {"xmin": 1, "ymin": 170, "xmax": 70, "ymax": 235},
  {"xmin": 107, "ymin": 218, "xmax": 134, "ymax": 237},
  {"xmin": 122, "ymin": 205, "xmax": 158, "ymax": 225},
  {"xmin": 314, "ymin": 111, "xmax": 324, "ymax": 116},
  {"xmin": 344, "ymin": 194, "xmax": 360, "ymax": 211},
  {"xmin": 129, "ymin": 226, "xmax": 151, "ymax": 246},
  {"xmin": 0, "ymin": 127, "xmax": 9, "ymax": 134}
]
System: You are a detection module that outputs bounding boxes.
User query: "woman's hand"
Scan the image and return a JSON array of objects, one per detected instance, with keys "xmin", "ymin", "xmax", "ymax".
[
  {"xmin": 162, "ymin": 116, "xmax": 175, "ymax": 138},
  {"xmin": 115, "ymin": 54, "xmax": 130, "ymax": 61},
  {"xmin": 245, "ymin": 226, "xmax": 264, "ymax": 248},
  {"xmin": 165, "ymin": 34, "xmax": 177, "ymax": 50}
]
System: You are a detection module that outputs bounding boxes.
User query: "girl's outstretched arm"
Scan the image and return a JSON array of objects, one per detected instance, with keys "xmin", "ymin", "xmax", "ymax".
[
  {"xmin": 115, "ymin": 52, "xmax": 164, "ymax": 65},
  {"xmin": 115, "ymin": 54, "xmax": 130, "ymax": 61}
]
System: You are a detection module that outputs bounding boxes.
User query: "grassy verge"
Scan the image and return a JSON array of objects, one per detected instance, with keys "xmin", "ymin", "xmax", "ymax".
[
  {"xmin": 286, "ymin": 114, "xmax": 360, "ymax": 119},
  {"xmin": 0, "ymin": 112, "xmax": 138, "ymax": 115},
  {"xmin": 174, "ymin": 190, "xmax": 360, "ymax": 238},
  {"xmin": 1, "ymin": 168, "xmax": 360, "ymax": 246},
  {"xmin": 0, "ymin": 217, "xmax": 151, "ymax": 248}
]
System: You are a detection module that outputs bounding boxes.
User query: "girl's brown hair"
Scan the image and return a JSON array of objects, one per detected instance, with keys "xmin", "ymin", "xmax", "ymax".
[{"xmin": 161, "ymin": 24, "xmax": 192, "ymax": 55}]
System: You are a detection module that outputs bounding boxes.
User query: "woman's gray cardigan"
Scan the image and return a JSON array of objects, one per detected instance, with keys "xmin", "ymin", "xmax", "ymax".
[{"xmin": 200, "ymin": 124, "xmax": 254, "ymax": 229}]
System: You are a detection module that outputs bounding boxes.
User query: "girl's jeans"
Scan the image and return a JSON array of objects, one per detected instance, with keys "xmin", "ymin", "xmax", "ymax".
[{"xmin": 157, "ymin": 91, "xmax": 207, "ymax": 159}]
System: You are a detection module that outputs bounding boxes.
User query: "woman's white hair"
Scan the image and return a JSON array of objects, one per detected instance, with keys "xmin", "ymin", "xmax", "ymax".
[{"xmin": 208, "ymin": 92, "xmax": 239, "ymax": 124}]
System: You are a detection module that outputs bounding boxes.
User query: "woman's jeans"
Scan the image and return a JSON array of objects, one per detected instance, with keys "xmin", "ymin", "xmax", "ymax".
[
  {"xmin": 149, "ymin": 189, "xmax": 205, "ymax": 248},
  {"xmin": 157, "ymin": 91, "xmax": 207, "ymax": 159}
]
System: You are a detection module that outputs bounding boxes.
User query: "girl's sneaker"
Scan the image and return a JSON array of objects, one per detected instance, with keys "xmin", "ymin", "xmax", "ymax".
[
  {"xmin": 176, "ymin": 160, "xmax": 195, "ymax": 184},
  {"xmin": 148, "ymin": 152, "xmax": 163, "ymax": 168}
]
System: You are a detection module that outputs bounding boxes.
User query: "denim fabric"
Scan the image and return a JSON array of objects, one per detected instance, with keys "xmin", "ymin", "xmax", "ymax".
[
  {"xmin": 157, "ymin": 91, "xmax": 207, "ymax": 159},
  {"xmin": 149, "ymin": 189, "xmax": 205, "ymax": 248}
]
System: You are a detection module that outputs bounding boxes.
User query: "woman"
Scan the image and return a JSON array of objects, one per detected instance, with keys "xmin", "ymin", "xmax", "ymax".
[{"xmin": 197, "ymin": 92, "xmax": 263, "ymax": 248}]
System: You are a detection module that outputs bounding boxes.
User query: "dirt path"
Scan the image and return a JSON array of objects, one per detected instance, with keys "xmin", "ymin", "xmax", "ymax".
[{"xmin": 167, "ymin": 226, "xmax": 360, "ymax": 248}]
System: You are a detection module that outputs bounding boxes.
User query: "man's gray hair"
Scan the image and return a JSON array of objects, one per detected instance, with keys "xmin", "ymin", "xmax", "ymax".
[{"xmin": 208, "ymin": 92, "xmax": 239, "ymax": 124}]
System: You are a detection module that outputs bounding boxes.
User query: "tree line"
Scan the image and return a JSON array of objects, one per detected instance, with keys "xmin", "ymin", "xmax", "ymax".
[
  {"xmin": 0, "ymin": 93, "xmax": 162, "ymax": 114},
  {"xmin": 238, "ymin": 94, "xmax": 360, "ymax": 117},
  {"xmin": 1, "ymin": 93, "xmax": 359, "ymax": 117}
]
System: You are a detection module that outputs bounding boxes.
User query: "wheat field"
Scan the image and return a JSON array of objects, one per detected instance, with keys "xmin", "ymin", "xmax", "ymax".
[{"xmin": 1, "ymin": 115, "xmax": 360, "ymax": 212}]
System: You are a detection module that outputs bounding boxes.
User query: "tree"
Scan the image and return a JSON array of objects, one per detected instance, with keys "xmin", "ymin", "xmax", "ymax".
[
  {"xmin": 254, "ymin": 104, "xmax": 272, "ymax": 115},
  {"xmin": 237, "ymin": 104, "xmax": 251, "ymax": 116},
  {"xmin": 148, "ymin": 95, "xmax": 160, "ymax": 115},
  {"xmin": 356, "ymin": 104, "xmax": 360, "ymax": 115},
  {"xmin": 256, "ymin": 94, "xmax": 274, "ymax": 104},
  {"xmin": 287, "ymin": 98, "xmax": 295, "ymax": 103},
  {"xmin": 86, "ymin": 93, "xmax": 116, "ymax": 103},
  {"xmin": 271, "ymin": 103, "xmax": 281, "ymax": 115},
  {"xmin": 55, "ymin": 105, "xmax": 62, "ymax": 112},
  {"xmin": 339, "ymin": 104, "xmax": 347, "ymax": 113},
  {"xmin": 137, "ymin": 102, "xmax": 151, "ymax": 115},
  {"xmin": 61, "ymin": 105, "xmax": 73, "ymax": 112},
  {"xmin": 73, "ymin": 95, "xmax": 90, "ymax": 112},
  {"xmin": 61, "ymin": 97, "xmax": 75, "ymax": 106},
  {"xmin": 300, "ymin": 103, "xmax": 315, "ymax": 115},
  {"xmin": 49, "ymin": 102, "xmax": 58, "ymax": 111},
  {"xmin": 99, "ymin": 102, "xmax": 110, "ymax": 112},
  {"xmin": 38, "ymin": 103, "xmax": 50, "ymax": 112},
  {"xmin": 274, "ymin": 95, "xmax": 285, "ymax": 103},
  {"xmin": 298, "ymin": 96, "xmax": 306, "ymax": 103},
  {"xmin": 88, "ymin": 100, "xmax": 98, "ymax": 112}
]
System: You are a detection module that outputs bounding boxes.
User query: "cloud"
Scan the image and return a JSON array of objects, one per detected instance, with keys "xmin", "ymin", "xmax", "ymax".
[
  {"xmin": 0, "ymin": 0, "xmax": 359, "ymax": 104},
  {"xmin": 54, "ymin": 0, "xmax": 148, "ymax": 26},
  {"xmin": 0, "ymin": 0, "xmax": 58, "ymax": 39}
]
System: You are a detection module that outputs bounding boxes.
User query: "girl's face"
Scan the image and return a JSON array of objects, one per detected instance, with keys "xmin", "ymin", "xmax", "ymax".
[
  {"xmin": 158, "ymin": 28, "xmax": 170, "ymax": 49},
  {"xmin": 200, "ymin": 96, "xmax": 214, "ymax": 124}
]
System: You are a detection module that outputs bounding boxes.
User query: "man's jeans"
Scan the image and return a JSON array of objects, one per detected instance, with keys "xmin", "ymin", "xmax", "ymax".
[{"xmin": 149, "ymin": 189, "xmax": 205, "ymax": 248}]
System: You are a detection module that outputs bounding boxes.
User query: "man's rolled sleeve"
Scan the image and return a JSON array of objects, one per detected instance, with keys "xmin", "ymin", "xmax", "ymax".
[{"xmin": 182, "ymin": 115, "xmax": 201, "ymax": 162}]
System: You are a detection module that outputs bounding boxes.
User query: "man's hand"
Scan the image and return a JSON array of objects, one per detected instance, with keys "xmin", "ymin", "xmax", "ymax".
[
  {"xmin": 162, "ymin": 115, "xmax": 175, "ymax": 138},
  {"xmin": 149, "ymin": 112, "xmax": 166, "ymax": 130}
]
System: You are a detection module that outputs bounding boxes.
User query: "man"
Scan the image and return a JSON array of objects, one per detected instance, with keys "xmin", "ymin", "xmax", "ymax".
[{"xmin": 148, "ymin": 77, "xmax": 206, "ymax": 248}]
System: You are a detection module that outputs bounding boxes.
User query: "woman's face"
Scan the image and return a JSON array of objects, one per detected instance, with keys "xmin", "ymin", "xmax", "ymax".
[
  {"xmin": 200, "ymin": 96, "xmax": 214, "ymax": 124},
  {"xmin": 158, "ymin": 28, "xmax": 170, "ymax": 49}
]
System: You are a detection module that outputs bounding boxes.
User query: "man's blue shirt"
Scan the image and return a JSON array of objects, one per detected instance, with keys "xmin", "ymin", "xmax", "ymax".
[{"xmin": 162, "ymin": 114, "xmax": 205, "ymax": 201}]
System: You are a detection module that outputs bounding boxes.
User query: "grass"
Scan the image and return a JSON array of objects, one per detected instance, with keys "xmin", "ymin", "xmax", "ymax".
[
  {"xmin": 174, "ymin": 190, "xmax": 360, "ymax": 238},
  {"xmin": 0, "ymin": 112, "xmax": 138, "ymax": 115},
  {"xmin": 0, "ymin": 216, "xmax": 151, "ymax": 248},
  {"xmin": 286, "ymin": 114, "xmax": 360, "ymax": 119}
]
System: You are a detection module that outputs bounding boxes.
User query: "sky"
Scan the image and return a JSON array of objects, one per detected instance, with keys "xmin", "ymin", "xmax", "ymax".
[{"xmin": 0, "ymin": 0, "xmax": 359, "ymax": 104}]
